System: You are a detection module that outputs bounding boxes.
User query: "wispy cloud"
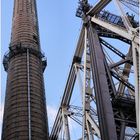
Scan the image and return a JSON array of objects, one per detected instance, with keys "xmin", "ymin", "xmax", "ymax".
[
  {"xmin": 0, "ymin": 103, "xmax": 4, "ymax": 139},
  {"xmin": 69, "ymin": 118, "xmax": 78, "ymax": 131},
  {"xmin": 0, "ymin": 105, "xmax": 4, "ymax": 124},
  {"xmin": 47, "ymin": 105, "xmax": 58, "ymax": 130}
]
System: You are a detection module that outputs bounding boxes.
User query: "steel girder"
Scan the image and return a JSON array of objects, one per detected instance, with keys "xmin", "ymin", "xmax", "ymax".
[
  {"xmin": 50, "ymin": 0, "xmax": 139, "ymax": 139},
  {"xmin": 117, "ymin": 48, "xmax": 133, "ymax": 94},
  {"xmin": 120, "ymin": 0, "xmax": 139, "ymax": 7},
  {"xmin": 100, "ymin": 38, "xmax": 126, "ymax": 59},
  {"xmin": 87, "ymin": 23, "xmax": 117, "ymax": 140},
  {"xmin": 87, "ymin": 0, "xmax": 111, "ymax": 16},
  {"xmin": 50, "ymin": 26, "xmax": 85, "ymax": 139},
  {"xmin": 91, "ymin": 17, "xmax": 139, "ymax": 44},
  {"xmin": 90, "ymin": 1, "xmax": 139, "ymax": 134}
]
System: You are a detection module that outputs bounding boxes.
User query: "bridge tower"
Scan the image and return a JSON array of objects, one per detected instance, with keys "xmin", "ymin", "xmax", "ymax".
[{"xmin": 50, "ymin": 0, "xmax": 139, "ymax": 139}]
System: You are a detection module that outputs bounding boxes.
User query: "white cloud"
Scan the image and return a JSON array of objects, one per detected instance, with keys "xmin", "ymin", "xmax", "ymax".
[
  {"xmin": 69, "ymin": 118, "xmax": 78, "ymax": 131},
  {"xmin": 0, "ymin": 105, "xmax": 4, "ymax": 124},
  {"xmin": 0, "ymin": 103, "xmax": 4, "ymax": 139},
  {"xmin": 47, "ymin": 105, "xmax": 58, "ymax": 130}
]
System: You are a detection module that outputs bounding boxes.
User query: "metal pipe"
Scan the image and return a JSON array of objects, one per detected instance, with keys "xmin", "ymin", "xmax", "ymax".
[{"xmin": 27, "ymin": 49, "xmax": 31, "ymax": 140}]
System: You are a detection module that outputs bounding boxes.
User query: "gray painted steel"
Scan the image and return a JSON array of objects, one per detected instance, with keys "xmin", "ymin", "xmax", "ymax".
[{"xmin": 88, "ymin": 23, "xmax": 117, "ymax": 140}]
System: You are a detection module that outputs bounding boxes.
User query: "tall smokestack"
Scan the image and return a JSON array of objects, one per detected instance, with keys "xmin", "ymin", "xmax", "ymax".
[{"xmin": 2, "ymin": 0, "xmax": 49, "ymax": 139}]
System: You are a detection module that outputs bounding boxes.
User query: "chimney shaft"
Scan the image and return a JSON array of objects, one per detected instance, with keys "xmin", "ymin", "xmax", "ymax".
[{"xmin": 2, "ymin": 0, "xmax": 49, "ymax": 140}]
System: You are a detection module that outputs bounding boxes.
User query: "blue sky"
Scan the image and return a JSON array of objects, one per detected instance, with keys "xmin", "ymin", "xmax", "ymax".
[
  {"xmin": 1, "ymin": 0, "xmax": 82, "ymax": 139},
  {"xmin": 1, "ymin": 0, "xmax": 138, "ymax": 139}
]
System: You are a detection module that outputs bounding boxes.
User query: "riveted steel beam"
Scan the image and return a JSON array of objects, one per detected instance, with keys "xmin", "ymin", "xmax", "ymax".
[{"xmin": 88, "ymin": 23, "xmax": 117, "ymax": 140}]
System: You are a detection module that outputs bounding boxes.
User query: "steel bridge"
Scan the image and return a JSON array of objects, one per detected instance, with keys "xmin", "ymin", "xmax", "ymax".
[{"xmin": 50, "ymin": 0, "xmax": 139, "ymax": 140}]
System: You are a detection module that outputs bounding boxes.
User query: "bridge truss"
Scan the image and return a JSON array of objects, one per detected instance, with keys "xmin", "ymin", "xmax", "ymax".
[{"xmin": 50, "ymin": 0, "xmax": 139, "ymax": 140}]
